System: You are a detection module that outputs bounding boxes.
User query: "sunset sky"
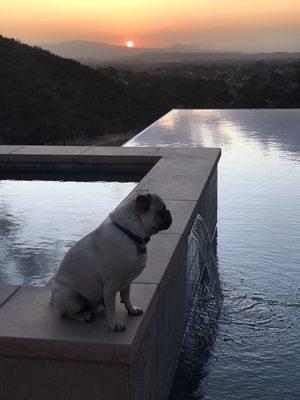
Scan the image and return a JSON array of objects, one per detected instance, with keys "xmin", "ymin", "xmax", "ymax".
[{"xmin": 1, "ymin": 0, "xmax": 299, "ymax": 51}]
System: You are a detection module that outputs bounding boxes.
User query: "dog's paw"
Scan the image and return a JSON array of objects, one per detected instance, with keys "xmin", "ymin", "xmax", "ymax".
[
  {"xmin": 109, "ymin": 321, "xmax": 126, "ymax": 332},
  {"xmin": 128, "ymin": 307, "xmax": 143, "ymax": 316},
  {"xmin": 74, "ymin": 311, "xmax": 94, "ymax": 323}
]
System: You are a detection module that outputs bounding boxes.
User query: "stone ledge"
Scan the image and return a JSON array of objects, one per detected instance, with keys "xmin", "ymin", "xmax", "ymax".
[
  {"xmin": 153, "ymin": 146, "xmax": 221, "ymax": 160},
  {"xmin": 0, "ymin": 144, "xmax": 220, "ymax": 372},
  {"xmin": 148, "ymin": 154, "xmax": 220, "ymax": 176},
  {"xmin": 158, "ymin": 200, "xmax": 198, "ymax": 236},
  {"xmin": 0, "ymin": 145, "xmax": 25, "ymax": 159},
  {"xmin": 1, "ymin": 355, "xmax": 129, "ymax": 400},
  {"xmin": 0, "ymin": 283, "xmax": 158, "ymax": 364},
  {"xmin": 135, "ymin": 233, "xmax": 184, "ymax": 286},
  {"xmin": 6, "ymin": 145, "xmax": 88, "ymax": 162},
  {"xmin": 0, "ymin": 145, "xmax": 26, "ymax": 154},
  {"xmin": 139, "ymin": 174, "xmax": 210, "ymax": 201},
  {"xmin": 0, "ymin": 145, "xmax": 220, "ymax": 165},
  {"xmin": 0, "ymin": 145, "xmax": 159, "ymax": 165},
  {"xmin": 79, "ymin": 146, "xmax": 158, "ymax": 164},
  {"xmin": 0, "ymin": 285, "xmax": 20, "ymax": 307}
]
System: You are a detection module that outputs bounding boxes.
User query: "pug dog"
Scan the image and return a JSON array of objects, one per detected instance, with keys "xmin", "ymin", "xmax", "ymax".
[{"xmin": 50, "ymin": 191, "xmax": 172, "ymax": 332}]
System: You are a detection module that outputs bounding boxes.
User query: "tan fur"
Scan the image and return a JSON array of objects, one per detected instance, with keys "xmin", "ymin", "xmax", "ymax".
[{"xmin": 50, "ymin": 191, "xmax": 171, "ymax": 332}]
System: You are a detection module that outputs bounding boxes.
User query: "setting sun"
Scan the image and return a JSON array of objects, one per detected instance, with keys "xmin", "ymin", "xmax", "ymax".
[{"xmin": 126, "ymin": 40, "xmax": 134, "ymax": 48}]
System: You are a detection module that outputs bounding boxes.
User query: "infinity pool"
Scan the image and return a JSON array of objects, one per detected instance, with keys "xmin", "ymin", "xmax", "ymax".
[
  {"xmin": 0, "ymin": 178, "xmax": 136, "ymax": 286},
  {"xmin": 126, "ymin": 109, "xmax": 300, "ymax": 400}
]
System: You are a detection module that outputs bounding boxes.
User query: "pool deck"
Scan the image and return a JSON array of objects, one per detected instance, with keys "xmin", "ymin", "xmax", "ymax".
[{"xmin": 0, "ymin": 143, "xmax": 220, "ymax": 400}]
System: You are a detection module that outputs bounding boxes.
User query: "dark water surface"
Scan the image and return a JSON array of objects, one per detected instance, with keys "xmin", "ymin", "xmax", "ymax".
[
  {"xmin": 127, "ymin": 110, "xmax": 300, "ymax": 400},
  {"xmin": 0, "ymin": 179, "xmax": 136, "ymax": 285}
]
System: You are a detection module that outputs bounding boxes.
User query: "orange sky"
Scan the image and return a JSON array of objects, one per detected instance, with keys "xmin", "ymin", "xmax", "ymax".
[{"xmin": 1, "ymin": 0, "xmax": 299, "ymax": 51}]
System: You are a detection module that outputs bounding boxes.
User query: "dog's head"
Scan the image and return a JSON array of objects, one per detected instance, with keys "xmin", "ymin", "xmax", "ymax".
[{"xmin": 135, "ymin": 191, "xmax": 172, "ymax": 236}]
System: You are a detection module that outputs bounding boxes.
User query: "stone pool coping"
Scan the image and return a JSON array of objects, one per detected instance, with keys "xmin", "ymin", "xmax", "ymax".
[{"xmin": 0, "ymin": 145, "xmax": 220, "ymax": 365}]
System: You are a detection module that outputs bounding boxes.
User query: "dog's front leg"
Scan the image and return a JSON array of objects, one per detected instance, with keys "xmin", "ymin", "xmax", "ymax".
[
  {"xmin": 120, "ymin": 285, "xmax": 143, "ymax": 316},
  {"xmin": 103, "ymin": 280, "xmax": 126, "ymax": 332}
]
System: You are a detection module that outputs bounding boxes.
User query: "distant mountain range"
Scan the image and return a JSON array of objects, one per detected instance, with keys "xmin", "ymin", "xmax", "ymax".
[
  {"xmin": 40, "ymin": 40, "xmax": 150, "ymax": 61},
  {"xmin": 40, "ymin": 40, "xmax": 300, "ymax": 65}
]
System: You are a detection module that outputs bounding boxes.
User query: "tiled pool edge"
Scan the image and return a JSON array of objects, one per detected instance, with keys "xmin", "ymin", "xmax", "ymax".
[{"xmin": 0, "ymin": 145, "xmax": 221, "ymax": 400}]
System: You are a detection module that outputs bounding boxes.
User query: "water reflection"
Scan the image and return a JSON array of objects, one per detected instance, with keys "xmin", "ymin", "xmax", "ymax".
[
  {"xmin": 0, "ymin": 180, "xmax": 136, "ymax": 286},
  {"xmin": 127, "ymin": 109, "xmax": 300, "ymax": 160},
  {"xmin": 125, "ymin": 109, "xmax": 300, "ymax": 400}
]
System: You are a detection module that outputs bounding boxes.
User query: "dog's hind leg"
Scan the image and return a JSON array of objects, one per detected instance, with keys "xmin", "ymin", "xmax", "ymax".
[{"xmin": 50, "ymin": 281, "xmax": 94, "ymax": 322}]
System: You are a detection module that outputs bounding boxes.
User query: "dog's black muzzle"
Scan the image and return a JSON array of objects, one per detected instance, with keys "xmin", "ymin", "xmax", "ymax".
[{"xmin": 159, "ymin": 209, "xmax": 172, "ymax": 231}]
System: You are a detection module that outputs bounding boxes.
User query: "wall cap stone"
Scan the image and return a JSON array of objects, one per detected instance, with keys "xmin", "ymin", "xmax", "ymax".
[{"xmin": 0, "ymin": 144, "xmax": 221, "ymax": 364}]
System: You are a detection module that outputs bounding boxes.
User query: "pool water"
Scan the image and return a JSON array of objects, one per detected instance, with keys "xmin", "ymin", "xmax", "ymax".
[
  {"xmin": 0, "ymin": 179, "xmax": 136, "ymax": 286},
  {"xmin": 126, "ymin": 109, "xmax": 300, "ymax": 400}
]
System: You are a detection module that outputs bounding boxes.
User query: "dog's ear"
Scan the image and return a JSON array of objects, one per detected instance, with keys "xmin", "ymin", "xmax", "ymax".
[{"xmin": 136, "ymin": 193, "xmax": 152, "ymax": 212}]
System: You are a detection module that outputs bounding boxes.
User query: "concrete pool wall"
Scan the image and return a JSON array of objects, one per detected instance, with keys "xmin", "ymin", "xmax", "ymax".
[{"xmin": 0, "ymin": 143, "xmax": 220, "ymax": 399}]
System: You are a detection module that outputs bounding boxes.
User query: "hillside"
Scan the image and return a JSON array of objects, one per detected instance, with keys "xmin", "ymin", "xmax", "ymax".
[
  {"xmin": 0, "ymin": 36, "xmax": 150, "ymax": 144},
  {"xmin": 1, "ymin": 36, "xmax": 299, "ymax": 145}
]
